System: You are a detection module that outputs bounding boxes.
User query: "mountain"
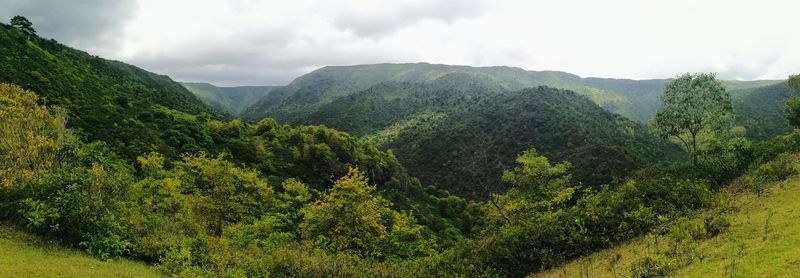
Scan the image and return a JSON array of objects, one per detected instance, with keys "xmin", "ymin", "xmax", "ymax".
[
  {"xmin": 240, "ymin": 63, "xmax": 657, "ymax": 123},
  {"xmin": 241, "ymin": 63, "xmax": 787, "ymax": 127},
  {"xmin": 295, "ymin": 73, "xmax": 680, "ymax": 196},
  {"xmin": 730, "ymin": 82, "xmax": 794, "ymax": 140},
  {"xmin": 0, "ymin": 23, "xmax": 211, "ymax": 159},
  {"xmin": 182, "ymin": 82, "xmax": 282, "ymax": 115}
]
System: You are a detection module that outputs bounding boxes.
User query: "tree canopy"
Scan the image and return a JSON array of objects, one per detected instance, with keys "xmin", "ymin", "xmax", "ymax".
[
  {"xmin": 653, "ymin": 73, "xmax": 733, "ymax": 165},
  {"xmin": 786, "ymin": 74, "xmax": 800, "ymax": 128},
  {"xmin": 10, "ymin": 16, "xmax": 35, "ymax": 37}
]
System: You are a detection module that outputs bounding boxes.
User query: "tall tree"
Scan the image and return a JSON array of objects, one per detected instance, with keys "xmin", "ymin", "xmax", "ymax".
[
  {"xmin": 10, "ymin": 16, "xmax": 35, "ymax": 39},
  {"xmin": 786, "ymin": 74, "xmax": 800, "ymax": 128},
  {"xmin": 652, "ymin": 73, "xmax": 732, "ymax": 166}
]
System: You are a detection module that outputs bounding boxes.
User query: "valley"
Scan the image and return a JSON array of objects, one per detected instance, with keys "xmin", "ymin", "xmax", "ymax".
[{"xmin": 1, "ymin": 10, "xmax": 799, "ymax": 278}]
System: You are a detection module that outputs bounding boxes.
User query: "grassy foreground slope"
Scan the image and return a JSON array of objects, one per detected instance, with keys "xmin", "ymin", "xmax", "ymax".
[
  {"xmin": 534, "ymin": 159, "xmax": 800, "ymax": 277},
  {"xmin": 0, "ymin": 225, "xmax": 161, "ymax": 277}
]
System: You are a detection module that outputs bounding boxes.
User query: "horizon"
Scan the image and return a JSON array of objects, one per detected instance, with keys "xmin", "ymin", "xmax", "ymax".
[
  {"xmin": 1, "ymin": 0, "xmax": 798, "ymax": 86},
  {"xmin": 178, "ymin": 62, "xmax": 788, "ymax": 88}
]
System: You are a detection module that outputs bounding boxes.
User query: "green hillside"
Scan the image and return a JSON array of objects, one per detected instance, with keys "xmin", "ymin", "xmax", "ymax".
[
  {"xmin": 298, "ymin": 73, "xmax": 680, "ymax": 196},
  {"xmin": 730, "ymin": 82, "xmax": 794, "ymax": 140},
  {"xmin": 0, "ymin": 225, "xmax": 161, "ymax": 277},
  {"xmin": 0, "ymin": 23, "xmax": 212, "ymax": 159},
  {"xmin": 240, "ymin": 63, "xmax": 649, "ymax": 122},
  {"xmin": 3, "ymin": 15, "xmax": 800, "ymax": 278},
  {"xmin": 240, "ymin": 63, "xmax": 787, "ymax": 126},
  {"xmin": 535, "ymin": 152, "xmax": 800, "ymax": 278},
  {"xmin": 181, "ymin": 82, "xmax": 281, "ymax": 115}
]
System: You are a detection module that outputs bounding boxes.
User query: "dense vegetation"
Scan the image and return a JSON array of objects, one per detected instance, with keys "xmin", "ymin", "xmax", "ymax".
[
  {"xmin": 296, "ymin": 73, "xmax": 680, "ymax": 197},
  {"xmin": 0, "ymin": 23, "xmax": 212, "ymax": 160},
  {"xmin": 240, "ymin": 63, "xmax": 786, "ymax": 127},
  {"xmin": 240, "ymin": 63, "xmax": 654, "ymax": 123},
  {"xmin": 731, "ymin": 82, "xmax": 794, "ymax": 140},
  {"xmin": 181, "ymin": 82, "xmax": 282, "ymax": 115},
  {"xmin": 3, "ymin": 17, "xmax": 800, "ymax": 278}
]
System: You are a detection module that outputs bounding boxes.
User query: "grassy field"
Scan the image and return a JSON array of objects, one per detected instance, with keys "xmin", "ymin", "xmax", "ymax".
[
  {"xmin": 0, "ymin": 225, "xmax": 162, "ymax": 277},
  {"xmin": 534, "ymin": 174, "xmax": 800, "ymax": 277}
]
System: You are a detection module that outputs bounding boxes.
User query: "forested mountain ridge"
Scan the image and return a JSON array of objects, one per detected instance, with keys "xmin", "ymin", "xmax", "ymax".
[
  {"xmin": 0, "ymin": 23, "xmax": 211, "ymax": 159},
  {"xmin": 296, "ymin": 73, "xmax": 681, "ymax": 196},
  {"xmin": 240, "ymin": 63, "xmax": 787, "ymax": 126},
  {"xmin": 181, "ymin": 82, "xmax": 282, "ymax": 115},
  {"xmin": 240, "ymin": 63, "xmax": 649, "ymax": 122},
  {"xmin": 0, "ymin": 20, "xmax": 468, "ymax": 239},
  {"xmin": 730, "ymin": 82, "xmax": 794, "ymax": 140},
  {"xmin": 4, "ymin": 14, "xmax": 800, "ymax": 278}
]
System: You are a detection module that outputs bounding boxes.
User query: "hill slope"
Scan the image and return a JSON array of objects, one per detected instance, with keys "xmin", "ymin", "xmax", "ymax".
[
  {"xmin": 535, "ymin": 154, "xmax": 800, "ymax": 277},
  {"xmin": 0, "ymin": 225, "xmax": 161, "ymax": 277},
  {"xmin": 298, "ymin": 73, "xmax": 680, "ymax": 196},
  {"xmin": 731, "ymin": 82, "xmax": 794, "ymax": 140},
  {"xmin": 181, "ymin": 82, "xmax": 281, "ymax": 115},
  {"xmin": 240, "ymin": 63, "xmax": 787, "ymax": 126},
  {"xmin": 240, "ymin": 63, "xmax": 655, "ymax": 122},
  {"xmin": 0, "ymin": 23, "xmax": 212, "ymax": 159}
]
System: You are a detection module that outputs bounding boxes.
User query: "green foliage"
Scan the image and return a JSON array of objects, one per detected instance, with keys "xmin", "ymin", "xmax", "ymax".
[
  {"xmin": 697, "ymin": 136, "xmax": 753, "ymax": 187},
  {"xmin": 0, "ymin": 24, "xmax": 212, "ymax": 160},
  {"xmin": 786, "ymin": 97, "xmax": 800, "ymax": 128},
  {"xmin": 786, "ymin": 74, "xmax": 800, "ymax": 128},
  {"xmin": 10, "ymin": 16, "xmax": 35, "ymax": 37},
  {"xmin": 653, "ymin": 73, "xmax": 733, "ymax": 165},
  {"xmin": 498, "ymin": 149, "xmax": 575, "ymax": 222},
  {"xmin": 298, "ymin": 77, "xmax": 680, "ymax": 197},
  {"xmin": 743, "ymin": 153, "xmax": 800, "ymax": 195},
  {"xmin": 17, "ymin": 138, "xmax": 137, "ymax": 260},
  {"xmin": 177, "ymin": 153, "xmax": 275, "ymax": 235},
  {"xmin": 3, "ymin": 19, "xmax": 798, "ymax": 277},
  {"xmin": 300, "ymin": 168, "xmax": 433, "ymax": 260},
  {"xmin": 731, "ymin": 82, "xmax": 794, "ymax": 140},
  {"xmin": 0, "ymin": 84, "xmax": 67, "ymax": 188}
]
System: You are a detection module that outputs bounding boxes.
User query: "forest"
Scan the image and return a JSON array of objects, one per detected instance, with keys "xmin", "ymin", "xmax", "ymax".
[{"xmin": 2, "ymin": 16, "xmax": 800, "ymax": 277}]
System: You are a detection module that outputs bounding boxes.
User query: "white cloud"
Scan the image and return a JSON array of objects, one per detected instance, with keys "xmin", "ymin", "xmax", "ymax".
[{"xmin": 3, "ymin": 0, "xmax": 799, "ymax": 85}]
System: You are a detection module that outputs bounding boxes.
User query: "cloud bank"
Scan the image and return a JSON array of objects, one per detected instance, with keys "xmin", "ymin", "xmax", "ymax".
[{"xmin": 1, "ymin": 0, "xmax": 798, "ymax": 85}]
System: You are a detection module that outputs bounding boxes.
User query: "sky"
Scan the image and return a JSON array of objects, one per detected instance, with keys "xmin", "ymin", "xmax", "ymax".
[{"xmin": 1, "ymin": 0, "xmax": 799, "ymax": 86}]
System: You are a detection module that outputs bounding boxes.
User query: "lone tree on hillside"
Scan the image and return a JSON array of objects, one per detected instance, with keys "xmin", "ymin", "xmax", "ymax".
[
  {"xmin": 786, "ymin": 74, "xmax": 800, "ymax": 128},
  {"xmin": 652, "ymin": 73, "xmax": 733, "ymax": 166},
  {"xmin": 10, "ymin": 16, "xmax": 36, "ymax": 39}
]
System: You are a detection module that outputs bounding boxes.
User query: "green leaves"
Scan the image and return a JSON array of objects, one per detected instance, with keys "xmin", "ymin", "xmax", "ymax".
[
  {"xmin": 653, "ymin": 73, "xmax": 733, "ymax": 165},
  {"xmin": 300, "ymin": 168, "xmax": 431, "ymax": 260}
]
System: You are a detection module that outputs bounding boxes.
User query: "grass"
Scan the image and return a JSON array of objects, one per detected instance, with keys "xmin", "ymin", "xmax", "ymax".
[
  {"xmin": 0, "ymin": 225, "xmax": 162, "ymax": 277},
  {"xmin": 533, "ymin": 174, "xmax": 800, "ymax": 277}
]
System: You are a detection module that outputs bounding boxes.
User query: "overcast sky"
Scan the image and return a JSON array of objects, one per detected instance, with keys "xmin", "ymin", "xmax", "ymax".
[{"xmin": 2, "ymin": 0, "xmax": 798, "ymax": 86}]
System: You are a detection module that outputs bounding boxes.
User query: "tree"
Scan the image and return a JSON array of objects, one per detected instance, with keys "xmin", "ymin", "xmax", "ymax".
[
  {"xmin": 786, "ymin": 74, "xmax": 800, "ymax": 128},
  {"xmin": 652, "ymin": 73, "xmax": 732, "ymax": 166},
  {"xmin": 497, "ymin": 148, "xmax": 575, "ymax": 223},
  {"xmin": 0, "ymin": 84, "xmax": 67, "ymax": 188},
  {"xmin": 300, "ymin": 168, "xmax": 429, "ymax": 259},
  {"xmin": 10, "ymin": 16, "xmax": 36, "ymax": 39},
  {"xmin": 177, "ymin": 154, "xmax": 274, "ymax": 235}
]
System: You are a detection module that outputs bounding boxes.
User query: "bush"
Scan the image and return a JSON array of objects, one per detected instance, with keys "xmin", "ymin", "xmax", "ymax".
[
  {"xmin": 745, "ymin": 153, "xmax": 800, "ymax": 194},
  {"xmin": 697, "ymin": 137, "xmax": 753, "ymax": 188},
  {"xmin": 629, "ymin": 254, "xmax": 676, "ymax": 278}
]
